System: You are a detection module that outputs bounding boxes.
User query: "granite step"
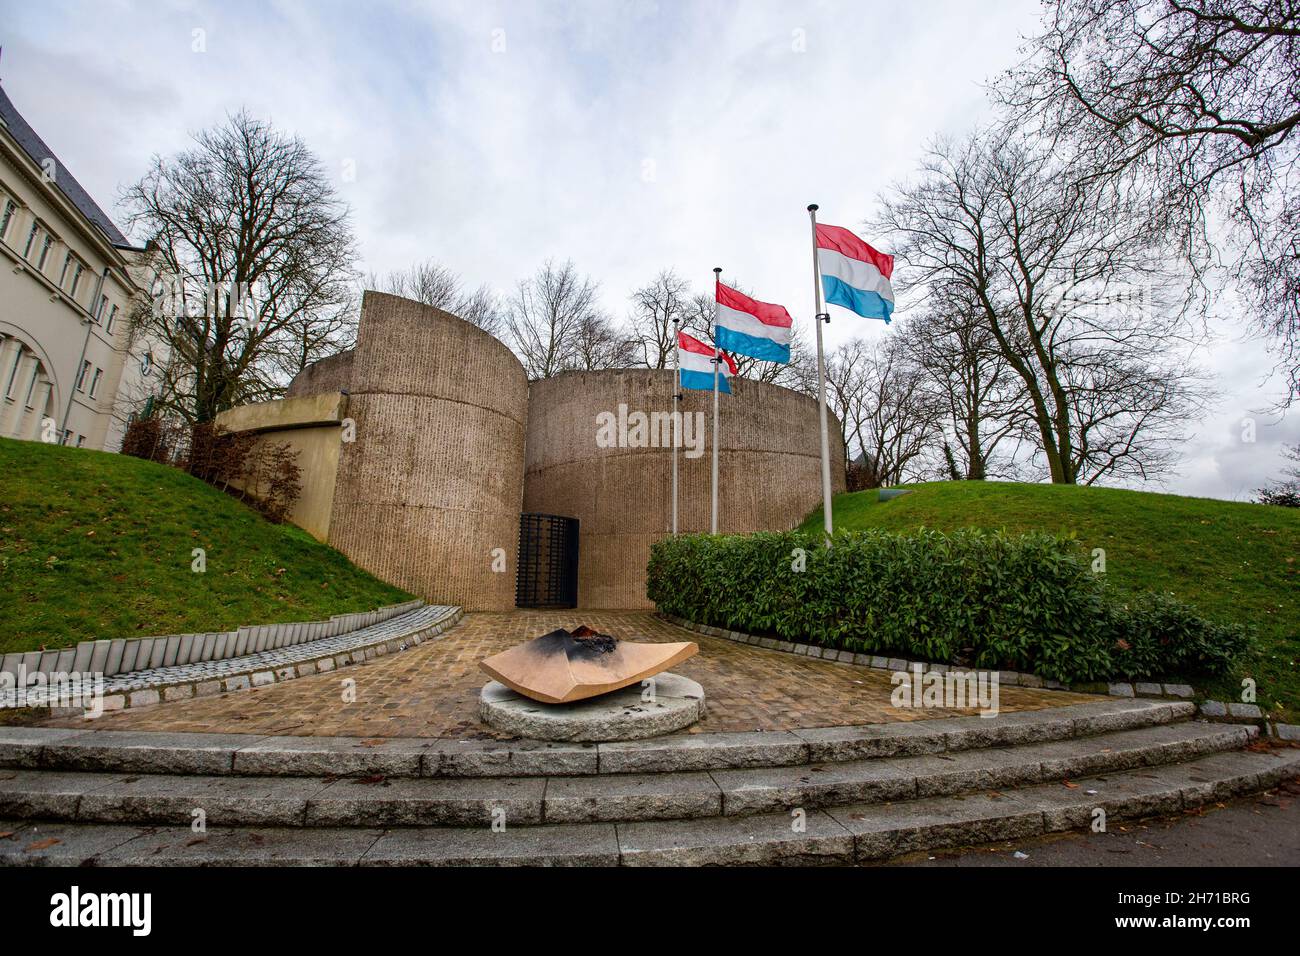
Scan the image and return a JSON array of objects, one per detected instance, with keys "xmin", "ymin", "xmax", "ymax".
[
  {"xmin": 2, "ymin": 748, "xmax": 1295, "ymax": 866},
  {"xmin": 0, "ymin": 698, "xmax": 1192, "ymax": 778},
  {"xmin": 0, "ymin": 720, "xmax": 1255, "ymax": 828}
]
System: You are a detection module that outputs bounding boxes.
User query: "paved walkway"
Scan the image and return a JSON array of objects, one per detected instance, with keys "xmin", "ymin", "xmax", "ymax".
[{"xmin": 44, "ymin": 611, "xmax": 1096, "ymax": 738}]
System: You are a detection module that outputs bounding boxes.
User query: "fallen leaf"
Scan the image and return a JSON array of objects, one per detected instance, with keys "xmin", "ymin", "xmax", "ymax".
[
  {"xmin": 1063, "ymin": 781, "xmax": 1079, "ymax": 789},
  {"xmin": 25, "ymin": 838, "xmax": 61, "ymax": 851}
]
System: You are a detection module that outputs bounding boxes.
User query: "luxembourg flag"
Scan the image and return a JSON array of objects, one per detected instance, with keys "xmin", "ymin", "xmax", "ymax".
[
  {"xmin": 678, "ymin": 331, "xmax": 737, "ymax": 393},
  {"xmin": 816, "ymin": 223, "xmax": 895, "ymax": 323},
  {"xmin": 714, "ymin": 282, "xmax": 793, "ymax": 363}
]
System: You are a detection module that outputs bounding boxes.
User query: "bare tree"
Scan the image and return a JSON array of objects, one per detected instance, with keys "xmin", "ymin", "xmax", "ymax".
[
  {"xmin": 273, "ymin": 289, "xmax": 359, "ymax": 384},
  {"xmin": 906, "ymin": 293, "xmax": 1028, "ymax": 480},
  {"xmin": 571, "ymin": 312, "xmax": 635, "ymax": 370},
  {"xmin": 368, "ymin": 259, "xmax": 502, "ymax": 335},
  {"xmin": 821, "ymin": 336, "xmax": 943, "ymax": 488},
  {"xmin": 999, "ymin": 0, "xmax": 1300, "ymax": 401},
  {"xmin": 505, "ymin": 260, "xmax": 625, "ymax": 378},
  {"xmin": 628, "ymin": 269, "xmax": 691, "ymax": 369},
  {"xmin": 875, "ymin": 130, "xmax": 1211, "ymax": 485},
  {"xmin": 1256, "ymin": 441, "xmax": 1300, "ymax": 505},
  {"xmin": 122, "ymin": 110, "xmax": 357, "ymax": 424}
]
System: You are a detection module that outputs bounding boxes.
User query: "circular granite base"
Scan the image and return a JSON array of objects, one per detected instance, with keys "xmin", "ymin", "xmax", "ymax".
[{"xmin": 479, "ymin": 672, "xmax": 706, "ymax": 742}]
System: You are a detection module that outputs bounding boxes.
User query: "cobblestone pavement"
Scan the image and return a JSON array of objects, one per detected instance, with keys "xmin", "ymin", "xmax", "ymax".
[{"xmin": 44, "ymin": 611, "xmax": 1097, "ymax": 738}]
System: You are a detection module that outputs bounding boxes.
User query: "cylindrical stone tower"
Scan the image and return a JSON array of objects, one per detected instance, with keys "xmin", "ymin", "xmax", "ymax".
[
  {"xmin": 326, "ymin": 292, "xmax": 528, "ymax": 610},
  {"xmin": 523, "ymin": 369, "xmax": 845, "ymax": 609}
]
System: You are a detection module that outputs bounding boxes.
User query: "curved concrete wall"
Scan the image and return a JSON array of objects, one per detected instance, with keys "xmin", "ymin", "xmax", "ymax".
[
  {"xmin": 326, "ymin": 292, "xmax": 528, "ymax": 611},
  {"xmin": 285, "ymin": 348, "xmax": 354, "ymax": 398},
  {"xmin": 524, "ymin": 369, "xmax": 846, "ymax": 609}
]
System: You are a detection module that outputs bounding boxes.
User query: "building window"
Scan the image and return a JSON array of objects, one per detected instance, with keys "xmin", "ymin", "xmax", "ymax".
[
  {"xmin": 76, "ymin": 435, "xmax": 86, "ymax": 448},
  {"xmin": 71, "ymin": 263, "xmax": 85, "ymax": 298},
  {"xmin": 96, "ymin": 295, "xmax": 109, "ymax": 322},
  {"xmin": 60, "ymin": 252, "xmax": 73, "ymax": 286},
  {"xmin": 0, "ymin": 200, "xmax": 16, "ymax": 240},
  {"xmin": 76, "ymin": 359, "xmax": 92, "ymax": 392},
  {"xmin": 62, "ymin": 429, "xmax": 72, "ymax": 445},
  {"xmin": 105, "ymin": 304, "xmax": 118, "ymax": 335},
  {"xmin": 4, "ymin": 347, "xmax": 22, "ymax": 398},
  {"xmin": 23, "ymin": 223, "xmax": 39, "ymax": 259},
  {"xmin": 140, "ymin": 351, "xmax": 153, "ymax": 376},
  {"xmin": 89, "ymin": 367, "xmax": 103, "ymax": 399},
  {"xmin": 37, "ymin": 235, "xmax": 53, "ymax": 271}
]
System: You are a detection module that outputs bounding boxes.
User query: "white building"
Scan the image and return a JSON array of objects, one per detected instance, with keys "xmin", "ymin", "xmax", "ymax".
[{"xmin": 0, "ymin": 81, "xmax": 157, "ymax": 451}]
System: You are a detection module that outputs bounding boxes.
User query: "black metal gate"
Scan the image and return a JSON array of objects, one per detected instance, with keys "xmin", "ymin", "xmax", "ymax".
[{"xmin": 515, "ymin": 513, "xmax": 579, "ymax": 608}]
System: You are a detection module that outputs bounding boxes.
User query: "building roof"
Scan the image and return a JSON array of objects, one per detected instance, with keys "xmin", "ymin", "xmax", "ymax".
[{"xmin": 0, "ymin": 82, "xmax": 133, "ymax": 248}]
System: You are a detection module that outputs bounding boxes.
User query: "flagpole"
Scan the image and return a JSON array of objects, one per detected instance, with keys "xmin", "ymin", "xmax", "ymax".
[
  {"xmin": 808, "ymin": 204, "xmax": 834, "ymax": 541},
  {"xmin": 710, "ymin": 266, "xmax": 722, "ymax": 535},
  {"xmin": 671, "ymin": 312, "xmax": 680, "ymax": 536}
]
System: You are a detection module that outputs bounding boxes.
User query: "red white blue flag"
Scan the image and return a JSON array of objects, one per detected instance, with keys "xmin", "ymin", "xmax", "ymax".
[
  {"xmin": 816, "ymin": 223, "xmax": 895, "ymax": 322},
  {"xmin": 713, "ymin": 282, "xmax": 793, "ymax": 363},
  {"xmin": 678, "ymin": 331, "xmax": 737, "ymax": 393}
]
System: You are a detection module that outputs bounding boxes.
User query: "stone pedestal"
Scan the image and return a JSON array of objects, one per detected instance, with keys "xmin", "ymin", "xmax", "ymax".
[{"xmin": 479, "ymin": 672, "xmax": 705, "ymax": 742}]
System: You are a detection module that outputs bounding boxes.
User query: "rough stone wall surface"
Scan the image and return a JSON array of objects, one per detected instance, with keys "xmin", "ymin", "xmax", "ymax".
[
  {"xmin": 285, "ymin": 348, "xmax": 354, "ymax": 398},
  {"xmin": 326, "ymin": 293, "xmax": 528, "ymax": 611},
  {"xmin": 523, "ymin": 369, "xmax": 846, "ymax": 609}
]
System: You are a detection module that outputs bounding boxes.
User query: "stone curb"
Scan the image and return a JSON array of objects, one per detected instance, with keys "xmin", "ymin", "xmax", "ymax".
[
  {"xmin": 658, "ymin": 613, "xmax": 1207, "ymax": 704},
  {"xmin": 0, "ymin": 599, "xmax": 427, "ymax": 681},
  {"xmin": 657, "ymin": 612, "xmax": 1065, "ymax": 689},
  {"xmin": 0, "ymin": 698, "xmax": 1195, "ymax": 779},
  {"xmin": 5, "ymin": 606, "xmax": 462, "ymax": 716}
]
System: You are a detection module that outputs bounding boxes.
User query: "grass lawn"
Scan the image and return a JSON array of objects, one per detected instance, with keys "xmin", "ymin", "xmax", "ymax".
[
  {"xmin": 0, "ymin": 437, "xmax": 412, "ymax": 655},
  {"xmin": 801, "ymin": 481, "xmax": 1299, "ymax": 722}
]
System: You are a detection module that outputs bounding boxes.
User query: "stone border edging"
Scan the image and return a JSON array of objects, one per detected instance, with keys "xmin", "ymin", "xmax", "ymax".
[
  {"xmin": 659, "ymin": 611, "xmax": 1075, "ymax": 687},
  {"xmin": 0, "ymin": 600, "xmax": 427, "ymax": 682},
  {"xmin": 657, "ymin": 613, "xmax": 1298, "ymax": 738},
  {"xmin": 657, "ymin": 612, "xmax": 1200, "ymax": 696},
  {"xmin": 7, "ymin": 605, "xmax": 462, "ymax": 715}
]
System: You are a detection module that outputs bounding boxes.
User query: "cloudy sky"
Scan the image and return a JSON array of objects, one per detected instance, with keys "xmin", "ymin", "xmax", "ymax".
[{"xmin": 4, "ymin": 0, "xmax": 1295, "ymax": 499}]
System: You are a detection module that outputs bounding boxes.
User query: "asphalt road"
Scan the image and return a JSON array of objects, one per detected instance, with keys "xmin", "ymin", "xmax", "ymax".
[{"xmin": 895, "ymin": 779, "xmax": 1300, "ymax": 866}]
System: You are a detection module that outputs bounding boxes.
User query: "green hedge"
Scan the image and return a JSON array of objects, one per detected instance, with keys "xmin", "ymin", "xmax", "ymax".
[{"xmin": 646, "ymin": 529, "xmax": 1249, "ymax": 684}]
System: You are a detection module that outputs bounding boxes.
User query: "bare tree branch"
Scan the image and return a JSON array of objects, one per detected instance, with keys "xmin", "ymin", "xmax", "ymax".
[{"xmin": 122, "ymin": 110, "xmax": 357, "ymax": 424}]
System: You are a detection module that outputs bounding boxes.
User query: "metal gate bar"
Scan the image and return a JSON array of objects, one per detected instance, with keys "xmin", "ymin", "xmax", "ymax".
[{"xmin": 515, "ymin": 513, "xmax": 579, "ymax": 608}]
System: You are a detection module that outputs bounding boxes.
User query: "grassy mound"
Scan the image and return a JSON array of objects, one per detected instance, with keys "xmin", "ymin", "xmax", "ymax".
[
  {"xmin": 802, "ymin": 482, "xmax": 1299, "ymax": 719},
  {"xmin": 0, "ymin": 438, "xmax": 411, "ymax": 654}
]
